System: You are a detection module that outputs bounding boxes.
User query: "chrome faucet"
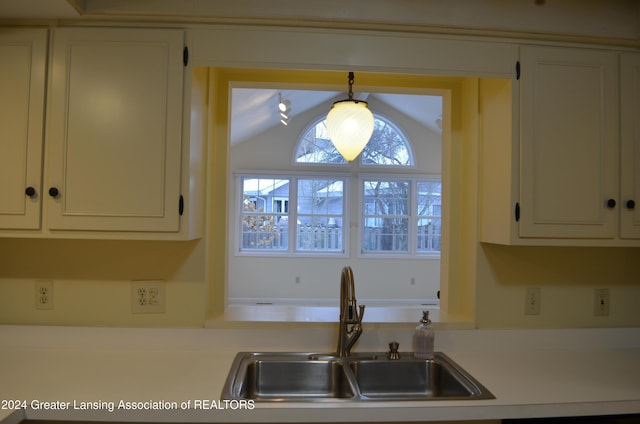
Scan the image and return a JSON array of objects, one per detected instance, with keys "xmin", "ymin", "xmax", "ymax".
[{"xmin": 336, "ymin": 266, "xmax": 365, "ymax": 357}]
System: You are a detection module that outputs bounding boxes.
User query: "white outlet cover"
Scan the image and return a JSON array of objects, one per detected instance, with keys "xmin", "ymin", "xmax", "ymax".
[
  {"xmin": 131, "ymin": 280, "xmax": 165, "ymax": 314},
  {"xmin": 35, "ymin": 280, "xmax": 54, "ymax": 310}
]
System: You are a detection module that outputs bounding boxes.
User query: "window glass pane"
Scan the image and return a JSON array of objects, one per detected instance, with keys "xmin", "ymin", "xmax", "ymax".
[
  {"xmin": 363, "ymin": 180, "xmax": 409, "ymax": 252},
  {"xmin": 417, "ymin": 218, "xmax": 441, "ymax": 252},
  {"xmin": 297, "ymin": 216, "xmax": 343, "ymax": 251},
  {"xmin": 294, "ymin": 115, "xmax": 413, "ymax": 166},
  {"xmin": 361, "ymin": 118, "xmax": 413, "ymax": 166},
  {"xmin": 363, "ymin": 180, "xmax": 409, "ymax": 214},
  {"xmin": 294, "ymin": 119, "xmax": 347, "ymax": 164},
  {"xmin": 298, "ymin": 179, "xmax": 343, "ymax": 214},
  {"xmin": 416, "ymin": 181, "xmax": 442, "ymax": 253},
  {"xmin": 240, "ymin": 177, "xmax": 289, "ymax": 250},
  {"xmin": 297, "ymin": 178, "xmax": 344, "ymax": 252}
]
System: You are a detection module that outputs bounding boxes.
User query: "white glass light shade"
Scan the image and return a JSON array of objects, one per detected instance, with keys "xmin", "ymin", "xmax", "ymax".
[{"xmin": 326, "ymin": 100, "xmax": 374, "ymax": 162}]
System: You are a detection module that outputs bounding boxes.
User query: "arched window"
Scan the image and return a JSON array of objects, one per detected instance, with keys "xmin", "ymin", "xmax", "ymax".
[
  {"xmin": 294, "ymin": 114, "xmax": 414, "ymax": 166},
  {"xmin": 238, "ymin": 111, "xmax": 439, "ymax": 257},
  {"xmin": 294, "ymin": 117, "xmax": 347, "ymax": 164}
]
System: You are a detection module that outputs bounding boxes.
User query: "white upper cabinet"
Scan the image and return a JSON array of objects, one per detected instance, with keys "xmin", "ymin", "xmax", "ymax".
[
  {"xmin": 46, "ymin": 28, "xmax": 185, "ymax": 233},
  {"xmin": 0, "ymin": 28, "xmax": 47, "ymax": 230},
  {"xmin": 620, "ymin": 53, "xmax": 640, "ymax": 239},
  {"xmin": 480, "ymin": 46, "xmax": 638, "ymax": 246},
  {"xmin": 519, "ymin": 46, "xmax": 619, "ymax": 239}
]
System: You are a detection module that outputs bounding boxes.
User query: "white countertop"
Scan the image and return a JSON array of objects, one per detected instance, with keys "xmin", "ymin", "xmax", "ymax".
[{"xmin": 1, "ymin": 325, "xmax": 639, "ymax": 423}]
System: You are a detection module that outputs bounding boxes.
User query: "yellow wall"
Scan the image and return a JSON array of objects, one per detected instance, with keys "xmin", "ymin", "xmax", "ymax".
[
  {"xmin": 476, "ymin": 244, "xmax": 640, "ymax": 328},
  {"xmin": 0, "ymin": 239, "xmax": 207, "ymax": 327},
  {"xmin": 1, "ymin": 67, "xmax": 639, "ymax": 329},
  {"xmin": 207, "ymin": 68, "xmax": 473, "ymax": 321}
]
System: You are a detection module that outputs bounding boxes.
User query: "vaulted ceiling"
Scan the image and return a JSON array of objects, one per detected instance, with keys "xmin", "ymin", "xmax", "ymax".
[{"xmin": 230, "ymin": 88, "xmax": 443, "ymax": 146}]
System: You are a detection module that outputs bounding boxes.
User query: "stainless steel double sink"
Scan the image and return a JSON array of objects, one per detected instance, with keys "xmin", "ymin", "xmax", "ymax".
[{"xmin": 221, "ymin": 352, "xmax": 494, "ymax": 402}]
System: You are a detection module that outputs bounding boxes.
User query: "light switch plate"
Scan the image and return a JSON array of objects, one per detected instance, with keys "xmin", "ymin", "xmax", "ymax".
[
  {"xmin": 525, "ymin": 287, "xmax": 541, "ymax": 315},
  {"xmin": 594, "ymin": 288, "xmax": 610, "ymax": 316}
]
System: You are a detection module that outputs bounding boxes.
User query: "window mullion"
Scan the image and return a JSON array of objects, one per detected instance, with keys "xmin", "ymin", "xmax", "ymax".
[
  {"xmin": 410, "ymin": 179, "xmax": 417, "ymax": 255},
  {"xmin": 289, "ymin": 177, "xmax": 298, "ymax": 254}
]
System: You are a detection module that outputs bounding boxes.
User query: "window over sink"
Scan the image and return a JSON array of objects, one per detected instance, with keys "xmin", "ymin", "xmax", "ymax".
[
  {"xmin": 214, "ymin": 68, "xmax": 460, "ymax": 323},
  {"xmin": 235, "ymin": 112, "xmax": 441, "ymax": 258}
]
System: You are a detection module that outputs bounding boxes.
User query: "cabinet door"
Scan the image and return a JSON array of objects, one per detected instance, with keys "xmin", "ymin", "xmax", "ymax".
[
  {"xmin": 519, "ymin": 46, "xmax": 618, "ymax": 239},
  {"xmin": 0, "ymin": 28, "xmax": 47, "ymax": 229},
  {"xmin": 620, "ymin": 53, "xmax": 640, "ymax": 239},
  {"xmin": 46, "ymin": 28, "xmax": 184, "ymax": 232}
]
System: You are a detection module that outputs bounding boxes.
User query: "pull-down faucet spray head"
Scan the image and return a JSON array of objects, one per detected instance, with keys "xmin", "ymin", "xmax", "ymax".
[{"xmin": 337, "ymin": 266, "xmax": 365, "ymax": 356}]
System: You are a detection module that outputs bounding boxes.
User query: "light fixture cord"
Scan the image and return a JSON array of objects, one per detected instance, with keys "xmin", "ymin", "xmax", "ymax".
[{"xmin": 347, "ymin": 72, "xmax": 354, "ymax": 101}]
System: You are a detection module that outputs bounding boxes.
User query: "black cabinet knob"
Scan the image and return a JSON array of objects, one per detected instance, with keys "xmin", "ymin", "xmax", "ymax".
[
  {"xmin": 25, "ymin": 187, "xmax": 36, "ymax": 198},
  {"xmin": 627, "ymin": 200, "xmax": 636, "ymax": 210},
  {"xmin": 48, "ymin": 187, "xmax": 59, "ymax": 198},
  {"xmin": 606, "ymin": 199, "xmax": 616, "ymax": 208}
]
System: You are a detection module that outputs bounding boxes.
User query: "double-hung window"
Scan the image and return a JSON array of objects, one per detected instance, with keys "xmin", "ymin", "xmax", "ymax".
[
  {"xmin": 240, "ymin": 177, "xmax": 290, "ymax": 251},
  {"xmin": 296, "ymin": 178, "xmax": 345, "ymax": 252},
  {"xmin": 416, "ymin": 180, "xmax": 442, "ymax": 253},
  {"xmin": 361, "ymin": 177, "xmax": 441, "ymax": 256},
  {"xmin": 362, "ymin": 178, "xmax": 410, "ymax": 253},
  {"xmin": 238, "ymin": 175, "xmax": 347, "ymax": 255}
]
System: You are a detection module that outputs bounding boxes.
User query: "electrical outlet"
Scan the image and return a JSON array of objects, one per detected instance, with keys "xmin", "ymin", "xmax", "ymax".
[
  {"xmin": 131, "ymin": 280, "xmax": 165, "ymax": 314},
  {"xmin": 525, "ymin": 287, "xmax": 541, "ymax": 315},
  {"xmin": 594, "ymin": 288, "xmax": 610, "ymax": 316},
  {"xmin": 35, "ymin": 280, "xmax": 53, "ymax": 310}
]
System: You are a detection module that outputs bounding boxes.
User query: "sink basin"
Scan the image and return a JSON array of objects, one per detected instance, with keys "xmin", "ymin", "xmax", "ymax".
[
  {"xmin": 348, "ymin": 356, "xmax": 491, "ymax": 400},
  {"xmin": 240, "ymin": 356, "xmax": 355, "ymax": 400},
  {"xmin": 222, "ymin": 352, "xmax": 494, "ymax": 402}
]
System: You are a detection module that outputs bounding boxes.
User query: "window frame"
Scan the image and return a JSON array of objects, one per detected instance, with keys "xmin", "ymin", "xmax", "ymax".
[
  {"xmin": 237, "ymin": 175, "xmax": 292, "ymax": 254},
  {"xmin": 296, "ymin": 177, "xmax": 347, "ymax": 254},
  {"xmin": 293, "ymin": 112, "xmax": 416, "ymax": 168},
  {"xmin": 235, "ymin": 171, "xmax": 350, "ymax": 258},
  {"xmin": 237, "ymin": 110, "xmax": 439, "ymax": 259},
  {"xmin": 234, "ymin": 172, "xmax": 442, "ymax": 259},
  {"xmin": 415, "ymin": 179, "xmax": 442, "ymax": 254},
  {"xmin": 358, "ymin": 174, "xmax": 442, "ymax": 259}
]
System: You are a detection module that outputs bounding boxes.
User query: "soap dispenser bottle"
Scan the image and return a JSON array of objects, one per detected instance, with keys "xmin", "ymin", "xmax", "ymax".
[{"xmin": 413, "ymin": 310, "xmax": 434, "ymax": 359}]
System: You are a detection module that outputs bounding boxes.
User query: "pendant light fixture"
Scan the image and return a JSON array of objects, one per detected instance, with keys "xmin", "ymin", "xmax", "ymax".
[{"xmin": 325, "ymin": 72, "xmax": 374, "ymax": 162}]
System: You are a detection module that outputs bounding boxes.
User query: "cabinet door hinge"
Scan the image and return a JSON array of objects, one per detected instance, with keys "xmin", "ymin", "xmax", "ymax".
[
  {"xmin": 515, "ymin": 202, "xmax": 520, "ymax": 222},
  {"xmin": 183, "ymin": 46, "xmax": 189, "ymax": 67},
  {"xmin": 179, "ymin": 195, "xmax": 184, "ymax": 216},
  {"xmin": 516, "ymin": 61, "xmax": 520, "ymax": 80}
]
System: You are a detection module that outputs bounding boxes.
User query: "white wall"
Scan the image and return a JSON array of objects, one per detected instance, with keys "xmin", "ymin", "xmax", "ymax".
[{"xmin": 228, "ymin": 94, "xmax": 442, "ymax": 304}]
